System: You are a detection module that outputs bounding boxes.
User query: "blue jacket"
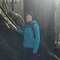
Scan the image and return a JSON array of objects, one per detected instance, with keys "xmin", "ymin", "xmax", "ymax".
[{"xmin": 16, "ymin": 20, "xmax": 40, "ymax": 53}]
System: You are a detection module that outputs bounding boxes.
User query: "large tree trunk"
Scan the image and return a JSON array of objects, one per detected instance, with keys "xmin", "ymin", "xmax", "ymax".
[{"xmin": 24, "ymin": 0, "xmax": 57, "ymax": 60}]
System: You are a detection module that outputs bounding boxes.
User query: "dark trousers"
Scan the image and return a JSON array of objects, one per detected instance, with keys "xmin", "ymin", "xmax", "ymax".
[{"xmin": 22, "ymin": 48, "xmax": 38, "ymax": 60}]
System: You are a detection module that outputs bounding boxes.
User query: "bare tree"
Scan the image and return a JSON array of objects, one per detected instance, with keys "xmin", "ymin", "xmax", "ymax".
[{"xmin": 11, "ymin": 0, "xmax": 14, "ymax": 11}]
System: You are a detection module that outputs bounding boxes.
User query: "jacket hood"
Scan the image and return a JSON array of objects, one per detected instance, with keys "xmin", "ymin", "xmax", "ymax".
[
  {"xmin": 25, "ymin": 20, "xmax": 37, "ymax": 26},
  {"xmin": 32, "ymin": 20, "xmax": 37, "ymax": 24}
]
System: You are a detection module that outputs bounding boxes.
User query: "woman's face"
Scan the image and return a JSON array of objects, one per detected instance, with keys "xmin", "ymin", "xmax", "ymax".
[{"xmin": 26, "ymin": 14, "xmax": 32, "ymax": 23}]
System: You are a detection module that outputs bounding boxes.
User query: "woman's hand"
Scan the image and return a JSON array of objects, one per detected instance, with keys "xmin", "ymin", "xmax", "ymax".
[
  {"xmin": 33, "ymin": 52, "xmax": 37, "ymax": 54},
  {"xmin": 13, "ymin": 25, "xmax": 17, "ymax": 30}
]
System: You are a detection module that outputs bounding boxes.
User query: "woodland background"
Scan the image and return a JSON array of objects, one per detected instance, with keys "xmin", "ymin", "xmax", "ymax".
[{"xmin": 0, "ymin": 0, "xmax": 60, "ymax": 60}]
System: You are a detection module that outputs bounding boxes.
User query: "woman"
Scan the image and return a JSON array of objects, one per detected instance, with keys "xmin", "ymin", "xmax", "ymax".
[{"xmin": 13, "ymin": 12, "xmax": 40, "ymax": 60}]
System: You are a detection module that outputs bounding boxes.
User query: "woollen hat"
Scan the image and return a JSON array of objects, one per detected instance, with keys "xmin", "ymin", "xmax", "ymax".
[{"xmin": 25, "ymin": 11, "xmax": 34, "ymax": 18}]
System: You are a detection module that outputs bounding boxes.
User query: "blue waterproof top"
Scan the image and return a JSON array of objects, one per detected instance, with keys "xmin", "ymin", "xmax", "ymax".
[{"xmin": 16, "ymin": 20, "xmax": 40, "ymax": 53}]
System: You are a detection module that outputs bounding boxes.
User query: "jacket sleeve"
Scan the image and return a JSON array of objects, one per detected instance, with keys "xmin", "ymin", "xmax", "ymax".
[
  {"xmin": 33, "ymin": 24, "xmax": 40, "ymax": 53},
  {"xmin": 16, "ymin": 29, "xmax": 23, "ymax": 35}
]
